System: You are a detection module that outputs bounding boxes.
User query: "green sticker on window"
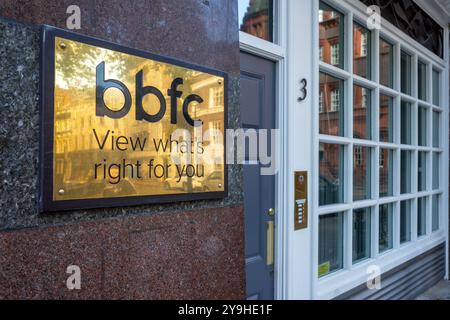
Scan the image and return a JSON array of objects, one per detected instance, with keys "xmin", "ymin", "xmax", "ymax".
[{"xmin": 318, "ymin": 262, "xmax": 330, "ymax": 277}]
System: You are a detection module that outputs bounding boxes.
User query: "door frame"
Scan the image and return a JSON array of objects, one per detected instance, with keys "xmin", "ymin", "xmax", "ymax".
[{"xmin": 239, "ymin": 0, "xmax": 289, "ymax": 300}]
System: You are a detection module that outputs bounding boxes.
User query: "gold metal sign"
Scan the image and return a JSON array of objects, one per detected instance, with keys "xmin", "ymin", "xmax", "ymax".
[
  {"xmin": 40, "ymin": 27, "xmax": 227, "ymax": 211},
  {"xmin": 294, "ymin": 171, "xmax": 308, "ymax": 230}
]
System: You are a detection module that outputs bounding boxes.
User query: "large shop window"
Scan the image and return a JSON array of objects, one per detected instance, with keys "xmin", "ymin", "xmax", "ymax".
[{"xmin": 317, "ymin": 1, "xmax": 445, "ymax": 279}]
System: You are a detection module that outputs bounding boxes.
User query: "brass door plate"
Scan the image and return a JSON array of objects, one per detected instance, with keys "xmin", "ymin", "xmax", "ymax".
[
  {"xmin": 39, "ymin": 26, "xmax": 228, "ymax": 212},
  {"xmin": 294, "ymin": 171, "xmax": 308, "ymax": 231}
]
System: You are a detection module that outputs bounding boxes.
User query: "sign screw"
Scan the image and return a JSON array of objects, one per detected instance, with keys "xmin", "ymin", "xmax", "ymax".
[
  {"xmin": 59, "ymin": 42, "xmax": 67, "ymax": 50},
  {"xmin": 218, "ymin": 184, "xmax": 223, "ymax": 189},
  {"xmin": 218, "ymin": 79, "xmax": 223, "ymax": 85},
  {"xmin": 58, "ymin": 189, "xmax": 65, "ymax": 195}
]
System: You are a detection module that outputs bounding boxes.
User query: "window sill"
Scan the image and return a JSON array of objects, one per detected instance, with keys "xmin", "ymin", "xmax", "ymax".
[{"xmin": 315, "ymin": 231, "xmax": 446, "ymax": 299}]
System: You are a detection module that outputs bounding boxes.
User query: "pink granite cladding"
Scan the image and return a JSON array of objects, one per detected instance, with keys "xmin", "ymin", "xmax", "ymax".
[{"xmin": 0, "ymin": 206, "xmax": 246, "ymax": 300}]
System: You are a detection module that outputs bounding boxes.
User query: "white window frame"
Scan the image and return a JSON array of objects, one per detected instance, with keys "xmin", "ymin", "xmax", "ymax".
[
  {"xmin": 312, "ymin": 0, "xmax": 449, "ymax": 300},
  {"xmin": 240, "ymin": 0, "xmax": 448, "ymax": 301}
]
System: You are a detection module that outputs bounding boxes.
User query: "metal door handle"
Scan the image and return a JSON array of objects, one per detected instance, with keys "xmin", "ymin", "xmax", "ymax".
[{"xmin": 266, "ymin": 221, "xmax": 274, "ymax": 266}]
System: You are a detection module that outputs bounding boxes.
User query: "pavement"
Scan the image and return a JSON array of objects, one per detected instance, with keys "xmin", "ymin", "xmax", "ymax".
[{"xmin": 415, "ymin": 280, "xmax": 450, "ymax": 300}]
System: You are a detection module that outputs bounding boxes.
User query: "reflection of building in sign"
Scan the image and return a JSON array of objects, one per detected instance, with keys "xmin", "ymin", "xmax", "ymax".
[
  {"xmin": 190, "ymin": 73, "xmax": 225, "ymax": 175},
  {"xmin": 54, "ymin": 41, "xmax": 225, "ymax": 199},
  {"xmin": 296, "ymin": 199, "xmax": 306, "ymax": 225}
]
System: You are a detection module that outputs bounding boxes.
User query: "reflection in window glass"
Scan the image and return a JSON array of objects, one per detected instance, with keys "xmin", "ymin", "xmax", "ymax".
[
  {"xmin": 380, "ymin": 148, "xmax": 393, "ymax": 197},
  {"xmin": 418, "ymin": 61, "xmax": 427, "ymax": 101},
  {"xmin": 417, "ymin": 197, "xmax": 427, "ymax": 237},
  {"xmin": 401, "ymin": 51, "xmax": 412, "ymax": 95},
  {"xmin": 379, "ymin": 94, "xmax": 393, "ymax": 143},
  {"xmin": 353, "ymin": 146, "xmax": 372, "ymax": 201},
  {"xmin": 400, "ymin": 200, "xmax": 412, "ymax": 244},
  {"xmin": 353, "ymin": 85, "xmax": 371, "ymax": 140},
  {"xmin": 401, "ymin": 150, "xmax": 412, "ymax": 194},
  {"xmin": 433, "ymin": 153, "xmax": 440, "ymax": 190},
  {"xmin": 432, "ymin": 195, "xmax": 440, "ymax": 232},
  {"xmin": 418, "ymin": 151, "xmax": 427, "ymax": 192},
  {"xmin": 319, "ymin": 2, "xmax": 344, "ymax": 69},
  {"xmin": 418, "ymin": 106, "xmax": 428, "ymax": 146},
  {"xmin": 319, "ymin": 212, "xmax": 344, "ymax": 277},
  {"xmin": 239, "ymin": 0, "xmax": 273, "ymax": 42},
  {"xmin": 320, "ymin": 143, "xmax": 345, "ymax": 206},
  {"xmin": 401, "ymin": 102, "xmax": 412, "ymax": 145},
  {"xmin": 379, "ymin": 38, "xmax": 393, "ymax": 88},
  {"xmin": 320, "ymin": 73, "xmax": 344, "ymax": 136},
  {"xmin": 353, "ymin": 208, "xmax": 371, "ymax": 263},
  {"xmin": 379, "ymin": 203, "xmax": 393, "ymax": 253},
  {"xmin": 433, "ymin": 69, "xmax": 440, "ymax": 106},
  {"xmin": 433, "ymin": 111, "xmax": 440, "ymax": 148},
  {"xmin": 353, "ymin": 23, "xmax": 371, "ymax": 79}
]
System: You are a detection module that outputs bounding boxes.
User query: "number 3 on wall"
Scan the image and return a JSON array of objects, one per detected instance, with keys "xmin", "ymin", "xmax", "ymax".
[{"xmin": 298, "ymin": 78, "xmax": 307, "ymax": 102}]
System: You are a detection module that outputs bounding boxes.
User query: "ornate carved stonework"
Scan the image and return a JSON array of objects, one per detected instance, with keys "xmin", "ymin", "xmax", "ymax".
[{"xmin": 360, "ymin": 0, "xmax": 443, "ymax": 58}]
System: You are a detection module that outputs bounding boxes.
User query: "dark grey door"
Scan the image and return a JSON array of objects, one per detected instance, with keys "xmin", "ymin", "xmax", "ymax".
[{"xmin": 240, "ymin": 52, "xmax": 276, "ymax": 300}]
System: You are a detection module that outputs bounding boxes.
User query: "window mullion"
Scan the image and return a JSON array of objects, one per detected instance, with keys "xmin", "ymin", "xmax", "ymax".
[
  {"xmin": 346, "ymin": 11, "xmax": 353, "ymax": 74},
  {"xmin": 373, "ymin": 204, "xmax": 379, "ymax": 258},
  {"xmin": 412, "ymin": 197, "xmax": 418, "ymax": 242},
  {"xmin": 412, "ymin": 53, "xmax": 418, "ymax": 99},
  {"xmin": 427, "ymin": 62, "xmax": 433, "ymax": 105},
  {"xmin": 373, "ymin": 28, "xmax": 380, "ymax": 84},
  {"xmin": 345, "ymin": 209, "xmax": 353, "ymax": 270},
  {"xmin": 393, "ymin": 43, "xmax": 401, "ymax": 92},
  {"xmin": 393, "ymin": 201, "xmax": 401, "ymax": 249}
]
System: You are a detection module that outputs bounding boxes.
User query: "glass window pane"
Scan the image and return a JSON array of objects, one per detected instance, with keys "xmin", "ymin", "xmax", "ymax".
[
  {"xmin": 418, "ymin": 151, "xmax": 427, "ymax": 192},
  {"xmin": 379, "ymin": 38, "xmax": 393, "ymax": 88},
  {"xmin": 401, "ymin": 101, "xmax": 412, "ymax": 145},
  {"xmin": 353, "ymin": 23, "xmax": 371, "ymax": 79},
  {"xmin": 379, "ymin": 203, "xmax": 394, "ymax": 253},
  {"xmin": 320, "ymin": 73, "xmax": 344, "ymax": 136},
  {"xmin": 319, "ymin": 212, "xmax": 344, "ymax": 277},
  {"xmin": 433, "ymin": 152, "xmax": 440, "ymax": 190},
  {"xmin": 433, "ymin": 69, "xmax": 440, "ymax": 106},
  {"xmin": 239, "ymin": 0, "xmax": 274, "ymax": 42},
  {"xmin": 401, "ymin": 51, "xmax": 412, "ymax": 95},
  {"xmin": 353, "ymin": 208, "xmax": 371, "ymax": 263},
  {"xmin": 353, "ymin": 146, "xmax": 372, "ymax": 201},
  {"xmin": 401, "ymin": 150, "xmax": 412, "ymax": 194},
  {"xmin": 379, "ymin": 94, "xmax": 393, "ymax": 143},
  {"xmin": 418, "ymin": 106, "xmax": 428, "ymax": 146},
  {"xmin": 319, "ymin": 2, "xmax": 344, "ymax": 69},
  {"xmin": 433, "ymin": 111, "xmax": 440, "ymax": 148},
  {"xmin": 417, "ymin": 197, "xmax": 427, "ymax": 237},
  {"xmin": 400, "ymin": 200, "xmax": 412, "ymax": 244},
  {"xmin": 418, "ymin": 61, "xmax": 428, "ymax": 101},
  {"xmin": 432, "ymin": 195, "xmax": 440, "ymax": 232},
  {"xmin": 380, "ymin": 148, "xmax": 394, "ymax": 197},
  {"xmin": 320, "ymin": 143, "xmax": 345, "ymax": 206},
  {"xmin": 353, "ymin": 85, "xmax": 372, "ymax": 140}
]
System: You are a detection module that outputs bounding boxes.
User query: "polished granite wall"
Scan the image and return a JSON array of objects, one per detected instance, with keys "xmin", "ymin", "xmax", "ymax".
[{"xmin": 0, "ymin": 0, "xmax": 245, "ymax": 299}]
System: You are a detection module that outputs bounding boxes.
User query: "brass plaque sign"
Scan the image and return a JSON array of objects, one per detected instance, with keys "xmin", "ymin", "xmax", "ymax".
[
  {"xmin": 294, "ymin": 171, "xmax": 308, "ymax": 230},
  {"xmin": 40, "ymin": 27, "xmax": 227, "ymax": 212}
]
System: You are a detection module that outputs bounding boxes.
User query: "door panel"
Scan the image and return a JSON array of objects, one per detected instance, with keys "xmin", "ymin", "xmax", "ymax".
[{"xmin": 240, "ymin": 51, "xmax": 276, "ymax": 300}]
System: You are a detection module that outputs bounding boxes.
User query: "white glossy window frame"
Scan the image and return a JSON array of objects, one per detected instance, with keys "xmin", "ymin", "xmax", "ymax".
[
  {"xmin": 239, "ymin": 0, "xmax": 448, "ymax": 301},
  {"xmin": 313, "ymin": 0, "xmax": 449, "ymax": 300}
]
